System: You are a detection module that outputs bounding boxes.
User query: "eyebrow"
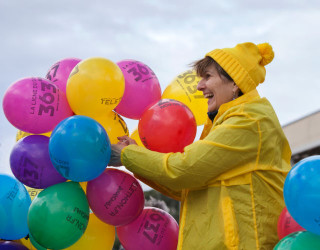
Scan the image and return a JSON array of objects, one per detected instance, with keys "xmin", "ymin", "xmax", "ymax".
[{"xmin": 204, "ymin": 69, "xmax": 215, "ymax": 74}]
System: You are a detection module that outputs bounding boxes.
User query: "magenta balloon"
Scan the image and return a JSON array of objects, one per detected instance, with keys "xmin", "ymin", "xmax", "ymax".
[
  {"xmin": 117, "ymin": 207, "xmax": 179, "ymax": 250},
  {"xmin": 115, "ymin": 60, "xmax": 161, "ymax": 119},
  {"xmin": 86, "ymin": 168, "xmax": 144, "ymax": 226},
  {"xmin": 10, "ymin": 135, "xmax": 66, "ymax": 189},
  {"xmin": 2, "ymin": 77, "xmax": 73, "ymax": 134},
  {"xmin": 46, "ymin": 58, "xmax": 81, "ymax": 94}
]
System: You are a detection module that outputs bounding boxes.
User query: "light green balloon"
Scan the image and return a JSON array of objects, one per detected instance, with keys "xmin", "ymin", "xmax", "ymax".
[
  {"xmin": 274, "ymin": 231, "xmax": 320, "ymax": 250},
  {"xmin": 28, "ymin": 182, "xmax": 89, "ymax": 249}
]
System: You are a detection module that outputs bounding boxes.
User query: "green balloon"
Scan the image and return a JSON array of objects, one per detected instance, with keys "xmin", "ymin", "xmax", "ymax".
[
  {"xmin": 28, "ymin": 182, "xmax": 89, "ymax": 249},
  {"xmin": 274, "ymin": 231, "xmax": 320, "ymax": 249},
  {"xmin": 29, "ymin": 234, "xmax": 47, "ymax": 250}
]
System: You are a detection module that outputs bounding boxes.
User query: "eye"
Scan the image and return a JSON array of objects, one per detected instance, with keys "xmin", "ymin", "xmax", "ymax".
[{"xmin": 204, "ymin": 73, "xmax": 211, "ymax": 79}]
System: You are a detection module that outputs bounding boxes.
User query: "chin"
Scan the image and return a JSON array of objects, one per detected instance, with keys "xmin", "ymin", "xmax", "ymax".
[{"xmin": 208, "ymin": 106, "xmax": 217, "ymax": 113}]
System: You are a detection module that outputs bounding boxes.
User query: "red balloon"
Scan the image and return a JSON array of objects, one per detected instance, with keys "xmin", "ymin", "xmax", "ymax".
[
  {"xmin": 86, "ymin": 169, "xmax": 144, "ymax": 226},
  {"xmin": 277, "ymin": 206, "xmax": 305, "ymax": 240},
  {"xmin": 117, "ymin": 207, "xmax": 179, "ymax": 250},
  {"xmin": 138, "ymin": 99, "xmax": 197, "ymax": 153}
]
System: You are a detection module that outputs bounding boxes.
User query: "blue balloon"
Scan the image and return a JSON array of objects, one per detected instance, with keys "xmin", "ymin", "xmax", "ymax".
[
  {"xmin": 284, "ymin": 155, "xmax": 320, "ymax": 235},
  {"xmin": 49, "ymin": 115, "xmax": 111, "ymax": 182},
  {"xmin": 0, "ymin": 174, "xmax": 31, "ymax": 240}
]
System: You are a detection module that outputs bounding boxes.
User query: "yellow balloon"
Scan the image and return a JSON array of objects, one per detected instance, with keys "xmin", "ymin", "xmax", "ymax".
[
  {"xmin": 24, "ymin": 185, "xmax": 43, "ymax": 201},
  {"xmin": 20, "ymin": 187, "xmax": 44, "ymax": 249},
  {"xmin": 79, "ymin": 181, "xmax": 87, "ymax": 194},
  {"xmin": 20, "ymin": 234, "xmax": 47, "ymax": 250},
  {"xmin": 16, "ymin": 130, "xmax": 51, "ymax": 142},
  {"xmin": 20, "ymin": 237, "xmax": 37, "ymax": 250},
  {"xmin": 67, "ymin": 57, "xmax": 125, "ymax": 117},
  {"xmin": 65, "ymin": 213, "xmax": 115, "ymax": 250},
  {"xmin": 162, "ymin": 70, "xmax": 207, "ymax": 125},
  {"xmin": 130, "ymin": 128, "xmax": 144, "ymax": 147},
  {"xmin": 93, "ymin": 111, "xmax": 129, "ymax": 144}
]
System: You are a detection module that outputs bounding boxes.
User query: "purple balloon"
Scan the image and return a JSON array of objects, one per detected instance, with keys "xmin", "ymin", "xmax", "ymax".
[
  {"xmin": 0, "ymin": 241, "xmax": 28, "ymax": 250},
  {"xmin": 46, "ymin": 58, "xmax": 81, "ymax": 94},
  {"xmin": 10, "ymin": 135, "xmax": 66, "ymax": 189}
]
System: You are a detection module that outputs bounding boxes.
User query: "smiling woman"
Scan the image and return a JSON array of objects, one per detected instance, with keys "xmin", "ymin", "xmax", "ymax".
[
  {"xmin": 110, "ymin": 42, "xmax": 292, "ymax": 249},
  {"xmin": 196, "ymin": 62, "xmax": 238, "ymax": 113}
]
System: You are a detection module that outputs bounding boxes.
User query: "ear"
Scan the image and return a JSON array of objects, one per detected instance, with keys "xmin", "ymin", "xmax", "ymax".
[{"xmin": 232, "ymin": 82, "xmax": 240, "ymax": 93}]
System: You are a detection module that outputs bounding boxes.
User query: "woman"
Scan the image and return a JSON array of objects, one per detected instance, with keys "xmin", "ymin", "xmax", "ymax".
[{"xmin": 110, "ymin": 42, "xmax": 292, "ymax": 249}]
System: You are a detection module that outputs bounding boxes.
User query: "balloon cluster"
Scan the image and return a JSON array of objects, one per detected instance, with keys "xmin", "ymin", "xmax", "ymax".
[
  {"xmin": 2, "ymin": 56, "xmax": 207, "ymax": 249},
  {"xmin": 275, "ymin": 155, "xmax": 320, "ymax": 248}
]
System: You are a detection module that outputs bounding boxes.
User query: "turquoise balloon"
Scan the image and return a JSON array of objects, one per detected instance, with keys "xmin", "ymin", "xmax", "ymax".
[
  {"xmin": 274, "ymin": 231, "xmax": 320, "ymax": 249},
  {"xmin": 49, "ymin": 115, "xmax": 111, "ymax": 182},
  {"xmin": 27, "ymin": 181, "xmax": 89, "ymax": 249},
  {"xmin": 0, "ymin": 174, "xmax": 31, "ymax": 240}
]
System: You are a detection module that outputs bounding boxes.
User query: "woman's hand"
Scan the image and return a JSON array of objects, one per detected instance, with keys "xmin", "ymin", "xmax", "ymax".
[
  {"xmin": 108, "ymin": 136, "xmax": 138, "ymax": 167},
  {"xmin": 117, "ymin": 136, "xmax": 138, "ymax": 146}
]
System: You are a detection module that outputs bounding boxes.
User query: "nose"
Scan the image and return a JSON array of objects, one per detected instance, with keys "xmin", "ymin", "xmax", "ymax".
[{"xmin": 197, "ymin": 78, "xmax": 205, "ymax": 91}]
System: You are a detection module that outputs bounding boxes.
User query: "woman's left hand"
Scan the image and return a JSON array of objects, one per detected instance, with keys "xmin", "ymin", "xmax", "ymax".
[{"xmin": 108, "ymin": 136, "xmax": 138, "ymax": 167}]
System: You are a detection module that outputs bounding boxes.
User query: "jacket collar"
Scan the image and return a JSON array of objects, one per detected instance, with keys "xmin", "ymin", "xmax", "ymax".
[{"xmin": 207, "ymin": 110, "xmax": 219, "ymax": 122}]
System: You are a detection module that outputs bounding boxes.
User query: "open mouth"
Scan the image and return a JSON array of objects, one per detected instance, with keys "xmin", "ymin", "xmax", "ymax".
[{"xmin": 204, "ymin": 93, "xmax": 214, "ymax": 99}]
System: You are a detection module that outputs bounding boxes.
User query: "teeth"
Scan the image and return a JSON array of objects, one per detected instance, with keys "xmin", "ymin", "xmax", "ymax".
[{"xmin": 204, "ymin": 94, "xmax": 213, "ymax": 98}]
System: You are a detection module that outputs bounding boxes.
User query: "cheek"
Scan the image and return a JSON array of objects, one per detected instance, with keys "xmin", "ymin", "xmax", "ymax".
[
  {"xmin": 207, "ymin": 81, "xmax": 218, "ymax": 93},
  {"xmin": 221, "ymin": 84, "xmax": 233, "ymax": 97},
  {"xmin": 215, "ymin": 86, "xmax": 232, "ymax": 104}
]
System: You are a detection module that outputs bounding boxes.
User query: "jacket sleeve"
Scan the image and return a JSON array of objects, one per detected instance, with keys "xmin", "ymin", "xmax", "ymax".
[
  {"xmin": 121, "ymin": 115, "xmax": 260, "ymax": 192},
  {"xmin": 133, "ymin": 174, "xmax": 182, "ymax": 201}
]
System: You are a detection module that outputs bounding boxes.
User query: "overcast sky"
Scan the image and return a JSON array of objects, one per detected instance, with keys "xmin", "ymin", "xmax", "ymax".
[{"xmin": 1, "ymin": 1, "xmax": 320, "ymax": 188}]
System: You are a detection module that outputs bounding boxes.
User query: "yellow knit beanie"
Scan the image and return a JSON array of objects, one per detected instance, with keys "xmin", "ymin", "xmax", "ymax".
[{"xmin": 206, "ymin": 42, "xmax": 274, "ymax": 93}]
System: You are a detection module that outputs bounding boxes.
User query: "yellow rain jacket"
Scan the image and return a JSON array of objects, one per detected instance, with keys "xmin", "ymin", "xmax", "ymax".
[{"xmin": 121, "ymin": 89, "xmax": 292, "ymax": 250}]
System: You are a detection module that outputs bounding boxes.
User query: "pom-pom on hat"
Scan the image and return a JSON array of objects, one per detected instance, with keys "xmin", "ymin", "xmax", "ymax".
[{"xmin": 206, "ymin": 42, "xmax": 274, "ymax": 93}]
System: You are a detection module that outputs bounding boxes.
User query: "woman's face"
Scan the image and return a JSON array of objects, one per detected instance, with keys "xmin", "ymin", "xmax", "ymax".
[{"xmin": 197, "ymin": 65, "xmax": 237, "ymax": 112}]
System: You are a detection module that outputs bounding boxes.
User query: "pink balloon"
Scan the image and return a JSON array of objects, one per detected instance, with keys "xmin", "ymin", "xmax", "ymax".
[
  {"xmin": 3, "ymin": 77, "xmax": 73, "ymax": 134},
  {"xmin": 45, "ymin": 58, "xmax": 81, "ymax": 94},
  {"xmin": 278, "ymin": 206, "xmax": 305, "ymax": 240},
  {"xmin": 117, "ymin": 207, "xmax": 179, "ymax": 250},
  {"xmin": 86, "ymin": 168, "xmax": 144, "ymax": 226},
  {"xmin": 115, "ymin": 60, "xmax": 161, "ymax": 119}
]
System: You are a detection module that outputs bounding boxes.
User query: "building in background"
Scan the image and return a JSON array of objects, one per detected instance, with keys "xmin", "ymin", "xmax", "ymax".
[{"xmin": 282, "ymin": 110, "xmax": 320, "ymax": 165}]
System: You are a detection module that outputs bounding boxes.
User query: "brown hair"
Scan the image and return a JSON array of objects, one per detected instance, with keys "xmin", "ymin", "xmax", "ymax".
[
  {"xmin": 191, "ymin": 56, "xmax": 243, "ymax": 96},
  {"xmin": 192, "ymin": 56, "xmax": 233, "ymax": 81}
]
